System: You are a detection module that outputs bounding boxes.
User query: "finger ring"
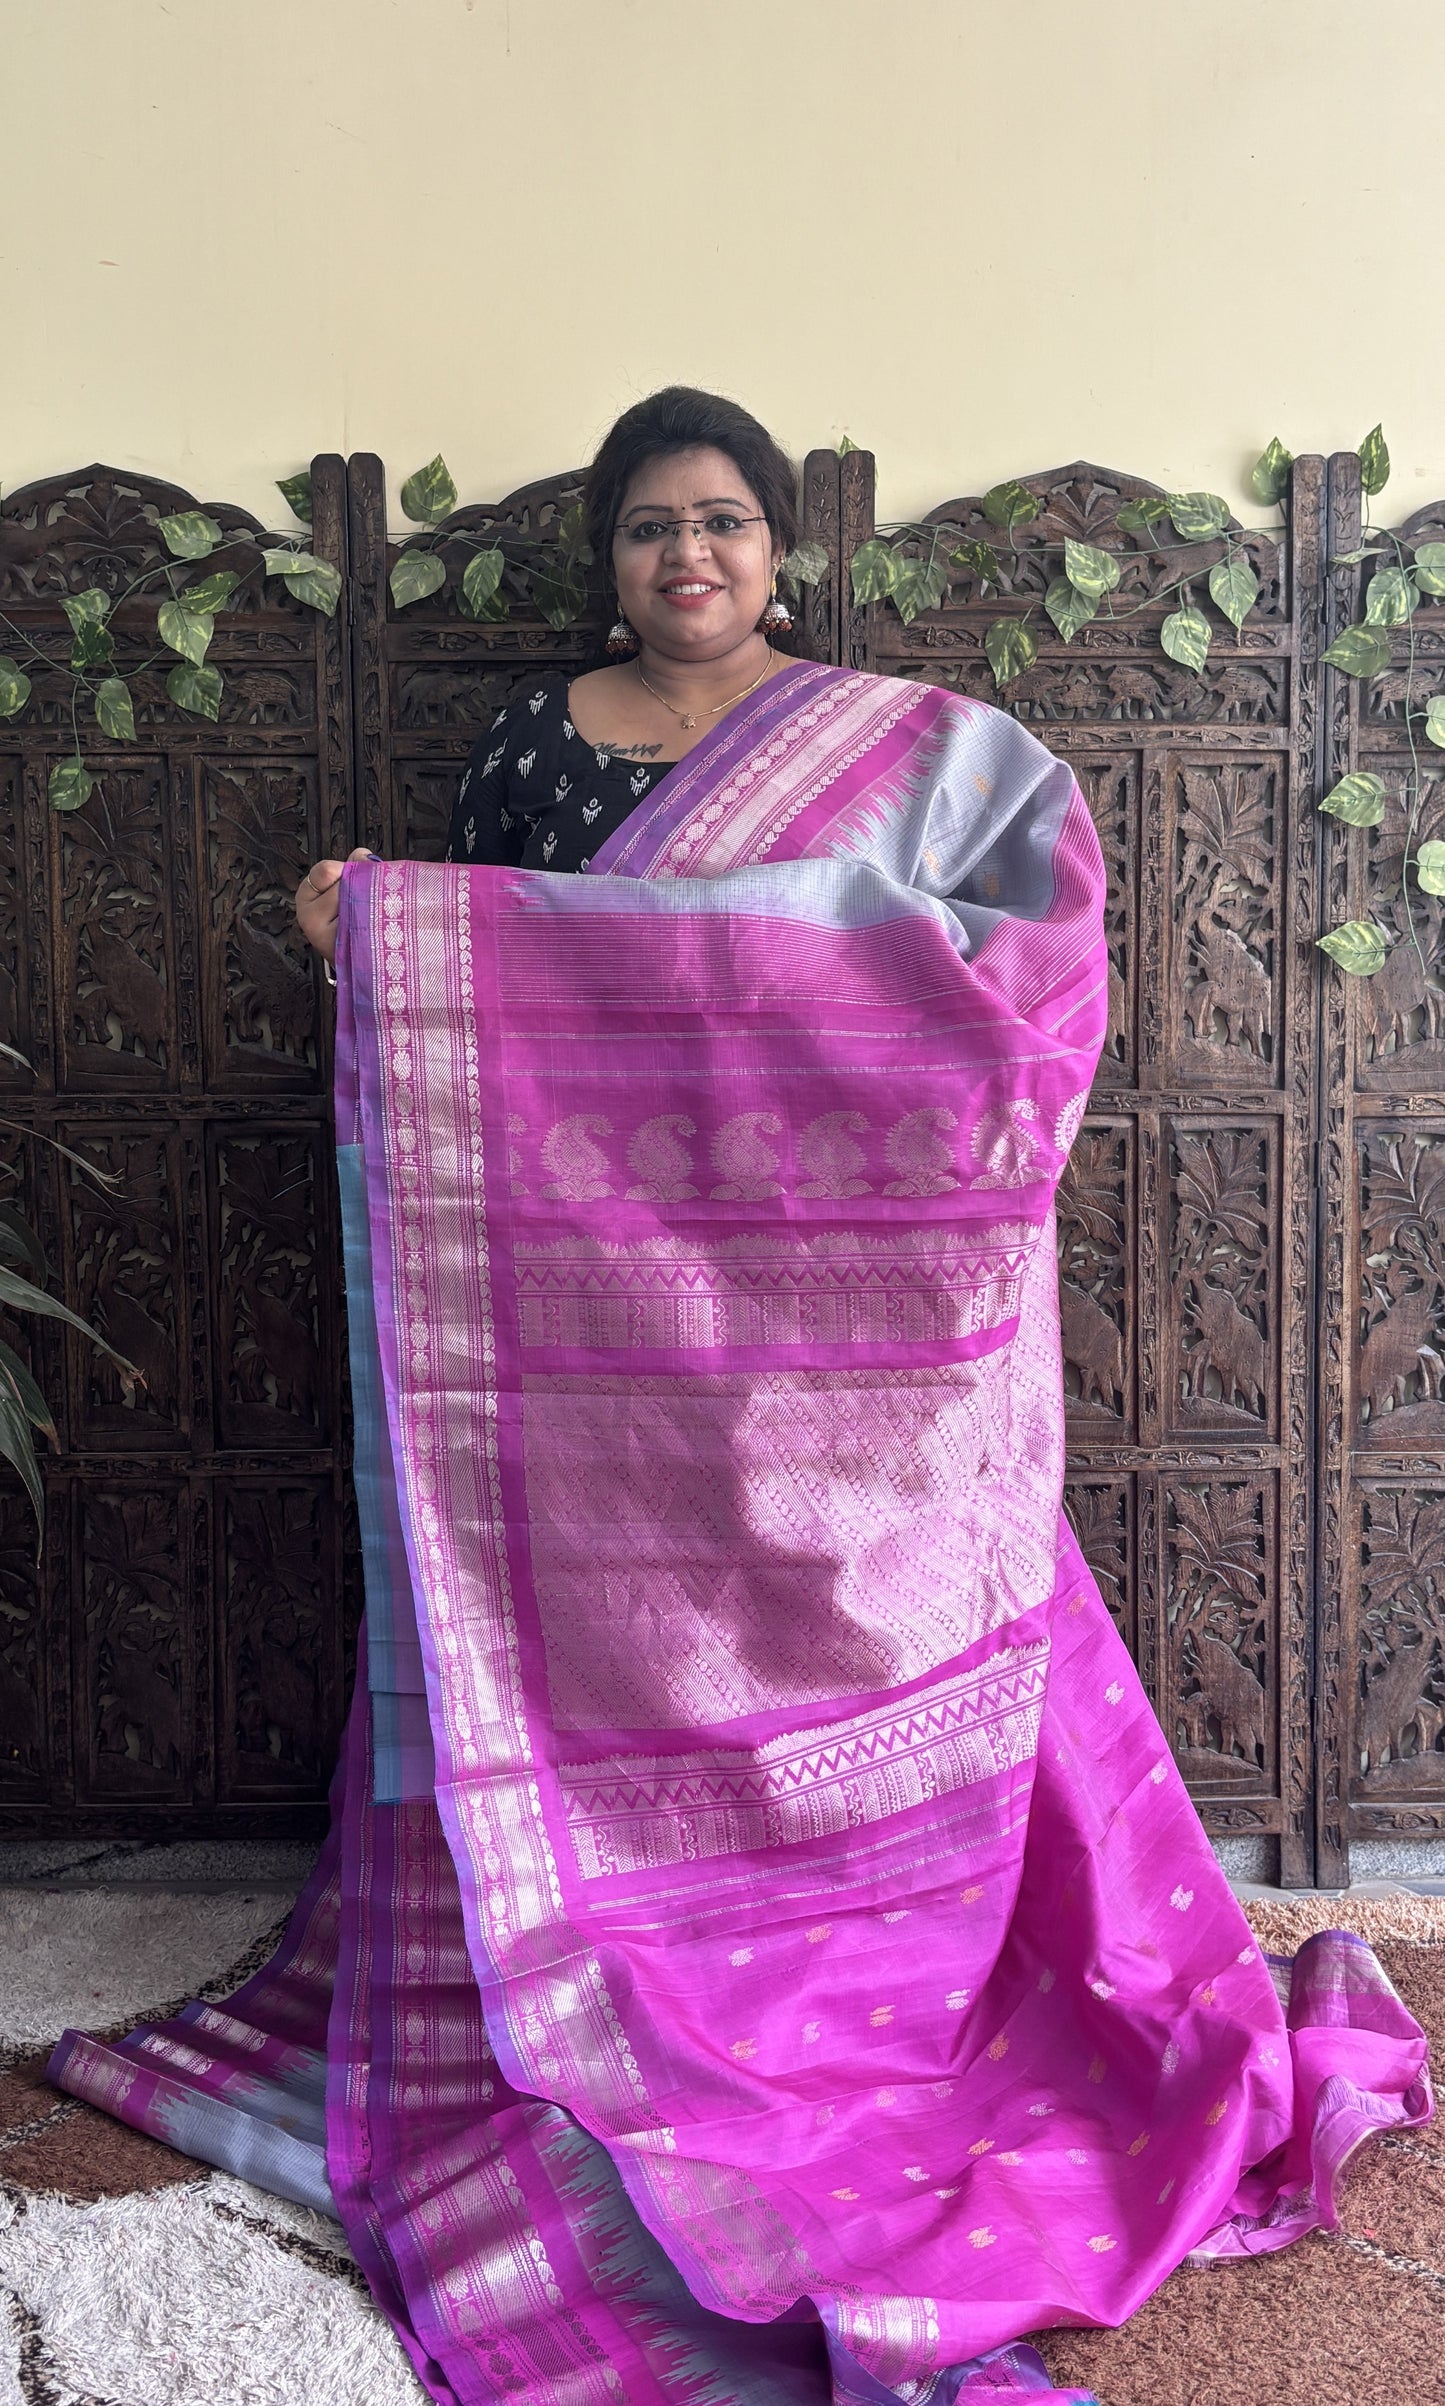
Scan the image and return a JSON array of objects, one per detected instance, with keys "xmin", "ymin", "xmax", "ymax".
[{"xmin": 299, "ymin": 869, "xmax": 319, "ymax": 902}]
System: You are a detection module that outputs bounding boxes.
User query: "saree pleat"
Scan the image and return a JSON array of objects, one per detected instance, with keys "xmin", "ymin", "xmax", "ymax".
[{"xmin": 50, "ymin": 665, "xmax": 1430, "ymax": 2406}]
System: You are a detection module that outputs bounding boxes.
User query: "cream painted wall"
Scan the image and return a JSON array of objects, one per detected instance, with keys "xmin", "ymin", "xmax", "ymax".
[{"xmin": 4, "ymin": 0, "xmax": 1441, "ymax": 533}]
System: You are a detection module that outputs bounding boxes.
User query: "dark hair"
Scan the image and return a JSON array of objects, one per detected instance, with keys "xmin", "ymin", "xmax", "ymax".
[{"xmin": 583, "ymin": 386, "xmax": 799, "ymax": 591}]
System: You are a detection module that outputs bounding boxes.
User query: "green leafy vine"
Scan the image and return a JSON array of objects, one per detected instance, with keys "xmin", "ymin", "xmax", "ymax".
[{"xmin": 0, "ymin": 473, "xmax": 337, "ymax": 809}]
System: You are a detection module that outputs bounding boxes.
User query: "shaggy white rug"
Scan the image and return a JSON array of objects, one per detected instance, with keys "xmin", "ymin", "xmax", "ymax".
[
  {"xmin": 0, "ymin": 1890, "xmax": 290, "ymax": 2054},
  {"xmin": 0, "ymin": 2174, "xmax": 427, "ymax": 2406}
]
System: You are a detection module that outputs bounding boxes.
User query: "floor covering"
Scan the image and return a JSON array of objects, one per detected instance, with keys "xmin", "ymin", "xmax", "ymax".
[{"xmin": 0, "ymin": 1865, "xmax": 1439, "ymax": 2406}]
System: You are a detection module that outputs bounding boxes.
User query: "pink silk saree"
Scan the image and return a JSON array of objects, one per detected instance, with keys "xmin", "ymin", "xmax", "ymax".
[{"xmin": 51, "ymin": 661, "xmax": 1431, "ymax": 2405}]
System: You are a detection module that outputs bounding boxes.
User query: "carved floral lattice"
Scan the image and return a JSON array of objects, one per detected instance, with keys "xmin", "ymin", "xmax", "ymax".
[
  {"xmin": 1170, "ymin": 1128, "xmax": 1272, "ymax": 1427},
  {"xmin": 1356, "ymin": 1489, "xmax": 1445, "ymax": 1782},
  {"xmin": 1166, "ymin": 1481, "xmax": 1270, "ymax": 1774}
]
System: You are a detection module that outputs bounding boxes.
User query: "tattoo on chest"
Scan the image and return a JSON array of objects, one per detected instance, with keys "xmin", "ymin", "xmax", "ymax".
[{"xmin": 593, "ymin": 739, "xmax": 665, "ymax": 760}]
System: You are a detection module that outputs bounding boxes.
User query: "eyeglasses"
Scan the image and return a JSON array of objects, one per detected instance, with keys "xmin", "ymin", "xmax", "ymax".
[{"xmin": 615, "ymin": 514, "xmax": 769, "ymax": 548}]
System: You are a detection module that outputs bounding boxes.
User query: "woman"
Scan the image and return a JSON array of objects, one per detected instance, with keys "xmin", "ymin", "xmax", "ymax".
[{"xmin": 53, "ymin": 391, "xmax": 1429, "ymax": 2406}]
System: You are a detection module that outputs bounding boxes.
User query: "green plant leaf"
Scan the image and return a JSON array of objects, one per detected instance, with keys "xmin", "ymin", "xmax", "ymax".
[
  {"xmin": 181, "ymin": 569, "xmax": 240, "ymax": 614},
  {"xmin": 984, "ymin": 618, "xmax": 1037, "ymax": 686},
  {"xmin": 1208, "ymin": 554, "xmax": 1261, "ymax": 630},
  {"xmin": 0, "ymin": 657, "xmax": 31, "ymax": 718},
  {"xmin": 849, "ymin": 539, "xmax": 900, "ymax": 604},
  {"xmin": 0, "ymin": 1337, "xmax": 56, "ymax": 1440},
  {"xmin": 0, "ymin": 1379, "xmax": 45, "ymax": 1551},
  {"xmin": 157, "ymin": 600, "xmax": 215, "ymax": 666},
  {"xmin": 0, "ymin": 1206, "xmax": 48, "ymax": 1284},
  {"xmin": 165, "ymin": 662, "xmax": 223, "ymax": 721},
  {"xmin": 0, "ymin": 1038, "xmax": 31, "ymax": 1071},
  {"xmin": 1318, "ymin": 919, "xmax": 1388, "ymax": 975},
  {"xmin": 460, "ymin": 548, "xmax": 507, "ymax": 618},
  {"xmin": 283, "ymin": 561, "xmax": 342, "ymax": 615},
  {"xmin": 1044, "ymin": 576, "xmax": 1098, "ymax": 641},
  {"xmin": 156, "ymin": 510, "xmax": 221, "ymax": 560},
  {"xmin": 399, "ymin": 456, "xmax": 458, "ymax": 526},
  {"xmin": 48, "ymin": 757, "xmax": 94, "ymax": 812},
  {"xmin": 1364, "ymin": 565, "xmax": 1417, "ymax": 626},
  {"xmin": 1063, "ymin": 539, "xmax": 1121, "ymax": 600},
  {"xmin": 1318, "ymin": 771, "xmax": 1386, "ymax": 824},
  {"xmin": 555, "ymin": 500, "xmax": 592, "ymax": 566},
  {"xmin": 68, "ymin": 620, "xmax": 115, "ymax": 673},
  {"xmin": 389, "ymin": 549, "xmax": 447, "ymax": 609},
  {"xmin": 1425, "ymin": 696, "xmax": 1445, "ymax": 749},
  {"xmin": 1413, "ymin": 543, "xmax": 1445, "ymax": 598},
  {"xmin": 277, "ymin": 471, "xmax": 313, "ymax": 524},
  {"xmin": 60, "ymin": 588, "xmax": 111, "ymax": 633},
  {"xmin": 1323, "ymin": 622, "xmax": 1392, "ymax": 677},
  {"xmin": 837, "ymin": 435, "xmax": 858, "ymax": 456},
  {"xmin": 1250, "ymin": 438, "xmax": 1294, "ymax": 507},
  {"xmin": 781, "ymin": 540, "xmax": 829, "ymax": 587},
  {"xmin": 1329, "ymin": 548, "xmax": 1383, "ymax": 566},
  {"xmin": 891, "ymin": 558, "xmax": 949, "ymax": 625},
  {"xmin": 1160, "ymin": 605, "xmax": 1211, "ymax": 673},
  {"xmin": 1167, "ymin": 492, "xmax": 1231, "ymax": 542},
  {"xmin": 980, "ymin": 480, "xmax": 1040, "ymax": 532},
  {"xmin": 528, "ymin": 559, "xmax": 588, "ymax": 631},
  {"xmin": 0, "ymin": 1262, "xmax": 140, "ymax": 1374},
  {"xmin": 94, "ymin": 677, "xmax": 135, "ymax": 742},
  {"xmin": 1117, "ymin": 495, "xmax": 1171, "ymax": 534},
  {"xmin": 1358, "ymin": 424, "xmax": 1390, "ymax": 498},
  {"xmin": 1416, "ymin": 840, "xmax": 1445, "ymax": 896},
  {"xmin": 948, "ymin": 538, "xmax": 1000, "ymax": 584}
]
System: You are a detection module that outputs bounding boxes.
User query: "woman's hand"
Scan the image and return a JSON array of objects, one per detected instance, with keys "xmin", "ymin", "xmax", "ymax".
[{"xmin": 294, "ymin": 848, "xmax": 376, "ymax": 965}]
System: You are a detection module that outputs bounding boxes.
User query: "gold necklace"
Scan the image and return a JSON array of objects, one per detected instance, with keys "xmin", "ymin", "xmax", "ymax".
[{"xmin": 634, "ymin": 648, "xmax": 775, "ymax": 731}]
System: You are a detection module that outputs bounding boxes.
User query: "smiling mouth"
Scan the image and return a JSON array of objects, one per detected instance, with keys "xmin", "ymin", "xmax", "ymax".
[{"xmin": 659, "ymin": 580, "xmax": 721, "ymax": 596}]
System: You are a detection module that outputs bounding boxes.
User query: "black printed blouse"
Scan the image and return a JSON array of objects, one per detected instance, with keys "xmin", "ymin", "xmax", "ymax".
[{"xmin": 445, "ymin": 676, "xmax": 675, "ymax": 872}]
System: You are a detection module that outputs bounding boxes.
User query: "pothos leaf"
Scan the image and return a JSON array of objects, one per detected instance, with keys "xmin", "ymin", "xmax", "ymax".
[
  {"xmin": 837, "ymin": 435, "xmax": 859, "ymax": 456},
  {"xmin": 1323, "ymin": 622, "xmax": 1392, "ymax": 677},
  {"xmin": 980, "ymin": 480, "xmax": 1040, "ymax": 532},
  {"xmin": 1425, "ymin": 696, "xmax": 1445, "ymax": 749},
  {"xmin": 1044, "ymin": 577, "xmax": 1098, "ymax": 641},
  {"xmin": 555, "ymin": 500, "xmax": 592, "ymax": 566},
  {"xmin": 1358, "ymin": 424, "xmax": 1390, "ymax": 498},
  {"xmin": 1317, "ymin": 919, "xmax": 1388, "ymax": 975},
  {"xmin": 48, "ymin": 757, "xmax": 94, "ymax": 812},
  {"xmin": 0, "ymin": 657, "xmax": 31, "ymax": 718},
  {"xmin": 460, "ymin": 547, "xmax": 507, "ymax": 618},
  {"xmin": 1063, "ymin": 538, "xmax": 1121, "ymax": 600},
  {"xmin": 1160, "ymin": 605, "xmax": 1211, "ymax": 673},
  {"xmin": 399, "ymin": 455, "xmax": 458, "ymax": 526},
  {"xmin": 1250, "ymin": 437, "xmax": 1294, "ymax": 507},
  {"xmin": 1364, "ymin": 565, "xmax": 1417, "ymax": 626},
  {"xmin": 1167, "ymin": 492, "xmax": 1230, "ymax": 542},
  {"xmin": 528, "ymin": 558, "xmax": 587, "ymax": 631},
  {"xmin": 283, "ymin": 560, "xmax": 342, "ymax": 615},
  {"xmin": 781, "ymin": 539, "xmax": 829, "ymax": 587},
  {"xmin": 389, "ymin": 549, "xmax": 448, "ymax": 609},
  {"xmin": 181, "ymin": 569, "xmax": 240, "ymax": 614},
  {"xmin": 1413, "ymin": 542, "xmax": 1445, "ymax": 598},
  {"xmin": 68, "ymin": 620, "xmax": 114, "ymax": 673},
  {"xmin": 849, "ymin": 539, "xmax": 900, "ymax": 604},
  {"xmin": 1208, "ymin": 554, "xmax": 1260, "ymax": 630},
  {"xmin": 157, "ymin": 600, "xmax": 215, "ymax": 666},
  {"xmin": 983, "ymin": 618, "xmax": 1037, "ymax": 686},
  {"xmin": 60, "ymin": 588, "xmax": 111, "ymax": 633},
  {"xmin": 277, "ymin": 471, "xmax": 313, "ymax": 524},
  {"xmin": 1117, "ymin": 495, "xmax": 1170, "ymax": 534},
  {"xmin": 156, "ymin": 510, "xmax": 222, "ymax": 560},
  {"xmin": 1415, "ymin": 840, "xmax": 1445, "ymax": 897},
  {"xmin": 1318, "ymin": 772, "xmax": 1386, "ymax": 825},
  {"xmin": 165, "ymin": 662, "xmax": 223, "ymax": 721},
  {"xmin": 948, "ymin": 538, "xmax": 1000, "ymax": 585},
  {"xmin": 94, "ymin": 677, "xmax": 135, "ymax": 742},
  {"xmin": 891, "ymin": 558, "xmax": 948, "ymax": 625}
]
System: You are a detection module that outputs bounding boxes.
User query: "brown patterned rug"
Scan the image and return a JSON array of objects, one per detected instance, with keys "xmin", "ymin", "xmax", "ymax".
[{"xmin": 0, "ymin": 1887, "xmax": 1438, "ymax": 2404}]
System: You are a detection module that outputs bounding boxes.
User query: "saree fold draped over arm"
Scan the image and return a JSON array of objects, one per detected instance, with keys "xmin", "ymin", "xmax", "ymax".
[{"xmin": 50, "ymin": 663, "xmax": 1431, "ymax": 2406}]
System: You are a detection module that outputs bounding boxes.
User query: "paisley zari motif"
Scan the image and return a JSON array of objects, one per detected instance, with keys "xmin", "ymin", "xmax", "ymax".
[{"xmin": 52, "ymin": 662, "xmax": 1431, "ymax": 2405}]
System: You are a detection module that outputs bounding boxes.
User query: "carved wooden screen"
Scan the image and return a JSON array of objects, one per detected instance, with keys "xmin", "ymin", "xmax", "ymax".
[
  {"xmin": 842, "ymin": 455, "xmax": 1325, "ymax": 1884},
  {"xmin": 0, "ymin": 462, "xmax": 354, "ymax": 1837},
  {"xmin": 1316, "ymin": 452, "xmax": 1445, "ymax": 1881}
]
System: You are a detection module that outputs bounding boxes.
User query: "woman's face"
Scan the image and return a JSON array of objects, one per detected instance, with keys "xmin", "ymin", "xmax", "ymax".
[{"xmin": 611, "ymin": 444, "xmax": 782, "ymax": 662}]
